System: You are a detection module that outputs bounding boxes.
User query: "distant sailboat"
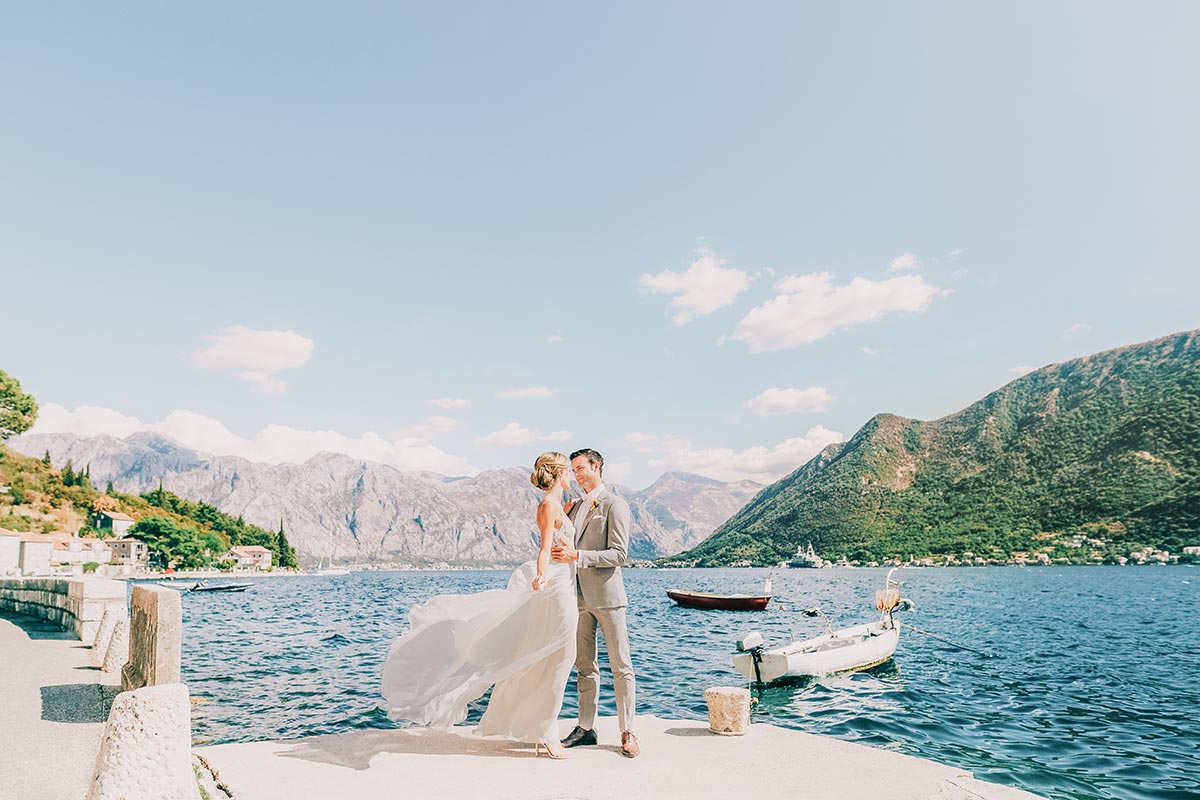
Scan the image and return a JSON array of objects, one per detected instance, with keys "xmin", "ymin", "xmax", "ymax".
[{"xmin": 314, "ymin": 529, "xmax": 349, "ymax": 576}]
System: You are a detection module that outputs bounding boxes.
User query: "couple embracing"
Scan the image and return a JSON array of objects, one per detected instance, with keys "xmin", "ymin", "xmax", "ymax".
[{"xmin": 380, "ymin": 448, "xmax": 640, "ymax": 760}]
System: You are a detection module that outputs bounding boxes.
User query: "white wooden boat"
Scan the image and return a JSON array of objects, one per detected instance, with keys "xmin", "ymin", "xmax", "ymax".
[
  {"xmin": 733, "ymin": 619, "xmax": 899, "ymax": 681},
  {"xmin": 733, "ymin": 568, "xmax": 910, "ymax": 682}
]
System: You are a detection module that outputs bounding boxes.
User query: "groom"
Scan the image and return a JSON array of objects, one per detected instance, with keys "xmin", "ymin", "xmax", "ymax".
[{"xmin": 551, "ymin": 448, "xmax": 639, "ymax": 758}]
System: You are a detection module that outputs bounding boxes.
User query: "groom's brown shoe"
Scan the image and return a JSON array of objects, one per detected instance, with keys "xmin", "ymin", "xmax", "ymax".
[
  {"xmin": 621, "ymin": 731, "xmax": 640, "ymax": 758},
  {"xmin": 561, "ymin": 726, "xmax": 597, "ymax": 748}
]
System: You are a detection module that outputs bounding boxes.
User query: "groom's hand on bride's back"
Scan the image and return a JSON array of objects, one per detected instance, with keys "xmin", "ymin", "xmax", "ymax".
[
  {"xmin": 563, "ymin": 499, "xmax": 577, "ymax": 516},
  {"xmin": 551, "ymin": 543, "xmax": 578, "ymax": 563}
]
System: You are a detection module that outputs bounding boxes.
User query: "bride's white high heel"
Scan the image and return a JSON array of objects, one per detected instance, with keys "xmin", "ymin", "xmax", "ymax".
[{"xmin": 535, "ymin": 741, "xmax": 569, "ymax": 760}]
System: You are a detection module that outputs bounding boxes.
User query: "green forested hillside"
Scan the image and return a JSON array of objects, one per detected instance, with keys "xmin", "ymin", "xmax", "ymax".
[
  {"xmin": 668, "ymin": 330, "xmax": 1200, "ymax": 566},
  {"xmin": 0, "ymin": 443, "xmax": 297, "ymax": 569}
]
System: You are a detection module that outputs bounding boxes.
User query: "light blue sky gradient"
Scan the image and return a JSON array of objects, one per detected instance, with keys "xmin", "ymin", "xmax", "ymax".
[{"xmin": 3, "ymin": 2, "xmax": 1198, "ymax": 487}]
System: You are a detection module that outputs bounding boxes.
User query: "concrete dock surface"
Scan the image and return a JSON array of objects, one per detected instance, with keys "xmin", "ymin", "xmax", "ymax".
[
  {"xmin": 0, "ymin": 612, "xmax": 119, "ymax": 800},
  {"xmin": 198, "ymin": 714, "xmax": 1043, "ymax": 800}
]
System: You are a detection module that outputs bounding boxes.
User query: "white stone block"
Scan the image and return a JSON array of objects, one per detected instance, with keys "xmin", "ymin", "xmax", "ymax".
[
  {"xmin": 102, "ymin": 618, "xmax": 130, "ymax": 675},
  {"xmin": 93, "ymin": 607, "xmax": 126, "ymax": 666},
  {"xmin": 79, "ymin": 620, "xmax": 101, "ymax": 647},
  {"xmin": 87, "ymin": 683, "xmax": 199, "ymax": 800},
  {"xmin": 705, "ymin": 686, "xmax": 751, "ymax": 736}
]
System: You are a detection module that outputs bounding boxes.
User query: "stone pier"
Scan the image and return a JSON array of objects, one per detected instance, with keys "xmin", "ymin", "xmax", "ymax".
[{"xmin": 0, "ymin": 577, "xmax": 127, "ymax": 644}]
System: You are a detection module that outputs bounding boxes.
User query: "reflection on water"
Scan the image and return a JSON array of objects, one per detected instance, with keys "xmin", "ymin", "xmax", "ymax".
[{"xmin": 172, "ymin": 566, "xmax": 1199, "ymax": 800}]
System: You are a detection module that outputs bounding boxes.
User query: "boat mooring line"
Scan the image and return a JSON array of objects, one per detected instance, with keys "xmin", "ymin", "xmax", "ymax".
[{"xmin": 900, "ymin": 623, "xmax": 999, "ymax": 659}]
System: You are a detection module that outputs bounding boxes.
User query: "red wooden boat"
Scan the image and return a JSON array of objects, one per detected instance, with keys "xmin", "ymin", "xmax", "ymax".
[{"xmin": 667, "ymin": 589, "xmax": 772, "ymax": 611}]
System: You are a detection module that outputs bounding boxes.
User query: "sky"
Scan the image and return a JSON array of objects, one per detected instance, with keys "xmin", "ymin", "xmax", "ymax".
[{"xmin": 2, "ymin": 2, "xmax": 1198, "ymax": 489}]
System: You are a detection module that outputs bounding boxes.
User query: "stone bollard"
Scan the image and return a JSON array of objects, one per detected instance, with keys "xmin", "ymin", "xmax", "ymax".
[
  {"xmin": 705, "ymin": 686, "xmax": 751, "ymax": 736},
  {"xmin": 122, "ymin": 585, "xmax": 182, "ymax": 691},
  {"xmin": 92, "ymin": 607, "xmax": 126, "ymax": 667},
  {"xmin": 102, "ymin": 618, "xmax": 130, "ymax": 676},
  {"xmin": 87, "ymin": 683, "xmax": 199, "ymax": 800},
  {"xmin": 69, "ymin": 578, "xmax": 127, "ymax": 645}
]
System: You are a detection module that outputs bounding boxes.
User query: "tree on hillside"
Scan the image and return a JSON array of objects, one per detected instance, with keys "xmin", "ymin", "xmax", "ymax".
[
  {"xmin": 43, "ymin": 450, "xmax": 51, "ymax": 465},
  {"xmin": 276, "ymin": 519, "xmax": 298, "ymax": 569},
  {"xmin": 62, "ymin": 460, "xmax": 76, "ymax": 486},
  {"xmin": 0, "ymin": 370, "xmax": 38, "ymax": 440},
  {"xmin": 92, "ymin": 496, "xmax": 120, "ymax": 514},
  {"xmin": 129, "ymin": 516, "xmax": 210, "ymax": 570},
  {"xmin": 106, "ymin": 481, "xmax": 115, "ymax": 495}
]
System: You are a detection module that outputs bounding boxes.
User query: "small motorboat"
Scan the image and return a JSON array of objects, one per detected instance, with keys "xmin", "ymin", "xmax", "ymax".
[
  {"xmin": 189, "ymin": 580, "xmax": 251, "ymax": 593},
  {"xmin": 669, "ymin": 578, "xmax": 774, "ymax": 611},
  {"xmin": 733, "ymin": 569, "xmax": 912, "ymax": 682},
  {"xmin": 668, "ymin": 589, "xmax": 772, "ymax": 611}
]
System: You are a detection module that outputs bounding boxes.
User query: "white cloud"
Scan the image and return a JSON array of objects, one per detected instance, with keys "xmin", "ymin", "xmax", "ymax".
[
  {"xmin": 475, "ymin": 422, "xmax": 572, "ymax": 449},
  {"xmin": 730, "ymin": 272, "xmax": 949, "ymax": 352},
  {"xmin": 946, "ymin": 249, "xmax": 963, "ymax": 260},
  {"xmin": 1064, "ymin": 322, "xmax": 1092, "ymax": 337},
  {"xmin": 861, "ymin": 346, "xmax": 887, "ymax": 356},
  {"xmin": 951, "ymin": 269, "xmax": 968, "ymax": 279},
  {"xmin": 1009, "ymin": 366, "xmax": 1037, "ymax": 377},
  {"xmin": 496, "ymin": 387, "xmax": 555, "ymax": 399},
  {"xmin": 745, "ymin": 387, "xmax": 834, "ymax": 416},
  {"xmin": 396, "ymin": 416, "xmax": 459, "ymax": 439},
  {"xmin": 190, "ymin": 325, "xmax": 314, "ymax": 393},
  {"xmin": 639, "ymin": 249, "xmax": 752, "ymax": 324},
  {"xmin": 428, "ymin": 396, "xmax": 470, "ymax": 411},
  {"xmin": 887, "ymin": 253, "xmax": 920, "ymax": 273},
  {"xmin": 28, "ymin": 403, "xmax": 474, "ymax": 476},
  {"xmin": 547, "ymin": 334, "xmax": 564, "ymax": 344},
  {"xmin": 28, "ymin": 404, "xmax": 144, "ymax": 439},
  {"xmin": 625, "ymin": 426, "xmax": 845, "ymax": 484}
]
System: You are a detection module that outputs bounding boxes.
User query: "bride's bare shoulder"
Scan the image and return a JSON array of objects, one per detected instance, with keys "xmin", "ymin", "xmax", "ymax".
[{"xmin": 537, "ymin": 497, "xmax": 564, "ymax": 529}]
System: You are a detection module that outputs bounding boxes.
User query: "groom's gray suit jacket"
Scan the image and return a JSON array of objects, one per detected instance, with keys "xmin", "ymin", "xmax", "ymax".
[{"xmin": 570, "ymin": 490, "xmax": 630, "ymax": 609}]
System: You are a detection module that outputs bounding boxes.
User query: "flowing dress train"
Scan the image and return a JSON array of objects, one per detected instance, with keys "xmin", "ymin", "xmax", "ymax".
[{"xmin": 380, "ymin": 513, "xmax": 577, "ymax": 743}]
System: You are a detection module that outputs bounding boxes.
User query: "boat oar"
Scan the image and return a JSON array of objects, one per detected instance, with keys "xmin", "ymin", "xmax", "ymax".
[{"xmin": 900, "ymin": 623, "xmax": 999, "ymax": 659}]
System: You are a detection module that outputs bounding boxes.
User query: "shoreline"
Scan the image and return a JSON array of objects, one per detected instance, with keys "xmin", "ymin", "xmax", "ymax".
[{"xmin": 109, "ymin": 560, "xmax": 1200, "ymax": 580}]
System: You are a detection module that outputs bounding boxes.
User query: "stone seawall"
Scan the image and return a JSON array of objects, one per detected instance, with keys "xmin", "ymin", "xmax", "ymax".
[{"xmin": 0, "ymin": 577, "xmax": 126, "ymax": 644}]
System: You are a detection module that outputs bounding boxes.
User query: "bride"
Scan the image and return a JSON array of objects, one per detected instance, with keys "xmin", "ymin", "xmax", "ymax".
[{"xmin": 380, "ymin": 451, "xmax": 577, "ymax": 759}]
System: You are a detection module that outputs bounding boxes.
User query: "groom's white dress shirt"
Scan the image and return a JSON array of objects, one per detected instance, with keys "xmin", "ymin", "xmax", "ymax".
[{"xmin": 578, "ymin": 483, "xmax": 606, "ymax": 519}]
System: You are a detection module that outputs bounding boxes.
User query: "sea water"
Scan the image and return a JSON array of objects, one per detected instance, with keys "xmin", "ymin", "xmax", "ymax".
[{"xmin": 178, "ymin": 565, "xmax": 1198, "ymax": 800}]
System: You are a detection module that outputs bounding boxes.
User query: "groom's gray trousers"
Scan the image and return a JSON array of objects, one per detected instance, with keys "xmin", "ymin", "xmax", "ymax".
[
  {"xmin": 569, "ymin": 490, "xmax": 636, "ymax": 733},
  {"xmin": 575, "ymin": 604, "xmax": 636, "ymax": 732}
]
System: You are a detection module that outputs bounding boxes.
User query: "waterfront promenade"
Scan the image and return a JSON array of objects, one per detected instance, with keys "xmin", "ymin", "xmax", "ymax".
[
  {"xmin": 0, "ymin": 612, "xmax": 120, "ymax": 800},
  {"xmin": 198, "ymin": 715, "xmax": 1042, "ymax": 800}
]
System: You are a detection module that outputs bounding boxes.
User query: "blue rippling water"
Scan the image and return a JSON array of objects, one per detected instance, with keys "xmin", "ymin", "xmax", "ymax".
[{"xmin": 173, "ymin": 566, "xmax": 1199, "ymax": 800}]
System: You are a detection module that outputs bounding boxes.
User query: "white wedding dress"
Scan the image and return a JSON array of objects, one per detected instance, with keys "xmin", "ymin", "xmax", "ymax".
[{"xmin": 381, "ymin": 509, "xmax": 577, "ymax": 743}]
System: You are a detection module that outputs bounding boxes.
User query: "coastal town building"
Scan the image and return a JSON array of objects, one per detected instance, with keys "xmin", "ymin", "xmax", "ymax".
[
  {"xmin": 109, "ymin": 537, "xmax": 149, "ymax": 567},
  {"xmin": 94, "ymin": 511, "xmax": 135, "ymax": 537},
  {"xmin": 0, "ymin": 530, "xmax": 20, "ymax": 575},
  {"xmin": 48, "ymin": 533, "xmax": 113, "ymax": 568},
  {"xmin": 18, "ymin": 534, "xmax": 53, "ymax": 575},
  {"xmin": 223, "ymin": 545, "xmax": 272, "ymax": 570}
]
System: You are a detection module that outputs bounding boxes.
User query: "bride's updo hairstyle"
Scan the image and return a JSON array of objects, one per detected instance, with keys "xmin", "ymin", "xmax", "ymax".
[{"xmin": 530, "ymin": 451, "xmax": 569, "ymax": 491}]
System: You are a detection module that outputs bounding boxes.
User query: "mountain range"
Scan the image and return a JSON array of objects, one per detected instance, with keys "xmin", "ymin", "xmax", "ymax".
[
  {"xmin": 669, "ymin": 329, "xmax": 1200, "ymax": 566},
  {"xmin": 6, "ymin": 432, "xmax": 761, "ymax": 563}
]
